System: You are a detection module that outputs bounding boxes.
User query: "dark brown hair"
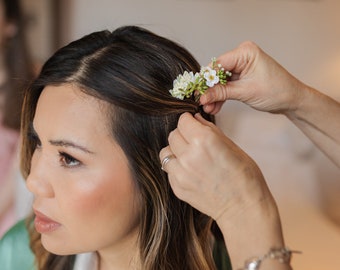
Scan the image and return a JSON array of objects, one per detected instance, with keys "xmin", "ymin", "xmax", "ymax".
[{"xmin": 21, "ymin": 25, "xmax": 218, "ymax": 270}]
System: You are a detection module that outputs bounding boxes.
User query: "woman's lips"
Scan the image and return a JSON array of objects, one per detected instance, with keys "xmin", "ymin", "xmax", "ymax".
[{"xmin": 34, "ymin": 210, "xmax": 61, "ymax": 233}]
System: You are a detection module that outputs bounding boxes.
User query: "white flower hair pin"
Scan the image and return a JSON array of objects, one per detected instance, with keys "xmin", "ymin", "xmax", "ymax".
[{"xmin": 169, "ymin": 57, "xmax": 232, "ymax": 101}]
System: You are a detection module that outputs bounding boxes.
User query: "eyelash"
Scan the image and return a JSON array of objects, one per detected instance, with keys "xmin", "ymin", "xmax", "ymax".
[{"xmin": 59, "ymin": 151, "xmax": 81, "ymax": 168}]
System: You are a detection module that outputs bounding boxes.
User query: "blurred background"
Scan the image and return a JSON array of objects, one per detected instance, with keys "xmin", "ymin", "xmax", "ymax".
[{"xmin": 4, "ymin": 0, "xmax": 340, "ymax": 269}]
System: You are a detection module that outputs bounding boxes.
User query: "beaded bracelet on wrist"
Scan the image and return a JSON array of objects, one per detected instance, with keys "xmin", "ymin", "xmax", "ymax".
[{"xmin": 238, "ymin": 247, "xmax": 302, "ymax": 270}]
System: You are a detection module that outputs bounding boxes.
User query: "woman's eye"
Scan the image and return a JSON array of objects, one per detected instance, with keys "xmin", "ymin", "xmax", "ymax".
[{"xmin": 59, "ymin": 152, "xmax": 81, "ymax": 168}]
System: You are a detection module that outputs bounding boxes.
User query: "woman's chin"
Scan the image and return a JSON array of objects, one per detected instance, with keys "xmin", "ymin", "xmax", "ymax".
[{"xmin": 41, "ymin": 236, "xmax": 76, "ymax": 256}]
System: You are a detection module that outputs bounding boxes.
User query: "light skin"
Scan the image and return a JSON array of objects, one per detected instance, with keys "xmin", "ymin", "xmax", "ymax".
[
  {"xmin": 160, "ymin": 113, "xmax": 289, "ymax": 270},
  {"xmin": 201, "ymin": 41, "xmax": 340, "ymax": 167},
  {"xmin": 26, "ymin": 84, "xmax": 141, "ymax": 270},
  {"xmin": 159, "ymin": 41, "xmax": 340, "ymax": 269}
]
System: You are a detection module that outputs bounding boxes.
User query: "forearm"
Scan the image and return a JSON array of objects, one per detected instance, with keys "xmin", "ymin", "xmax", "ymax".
[
  {"xmin": 285, "ymin": 85, "xmax": 340, "ymax": 167},
  {"xmin": 216, "ymin": 191, "xmax": 291, "ymax": 270}
]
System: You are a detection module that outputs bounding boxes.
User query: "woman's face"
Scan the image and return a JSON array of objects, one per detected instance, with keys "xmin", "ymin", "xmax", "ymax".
[{"xmin": 26, "ymin": 84, "xmax": 141, "ymax": 258}]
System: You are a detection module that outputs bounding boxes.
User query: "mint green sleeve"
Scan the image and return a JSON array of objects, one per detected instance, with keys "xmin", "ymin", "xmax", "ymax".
[{"xmin": 0, "ymin": 219, "xmax": 35, "ymax": 270}]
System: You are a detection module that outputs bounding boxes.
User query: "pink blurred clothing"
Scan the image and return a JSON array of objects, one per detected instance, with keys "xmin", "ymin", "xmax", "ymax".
[{"xmin": 0, "ymin": 122, "xmax": 19, "ymax": 237}]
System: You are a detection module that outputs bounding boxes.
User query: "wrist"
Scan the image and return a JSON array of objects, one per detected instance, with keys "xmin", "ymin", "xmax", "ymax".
[
  {"xmin": 216, "ymin": 192, "xmax": 282, "ymax": 239},
  {"xmin": 283, "ymin": 81, "xmax": 313, "ymax": 117},
  {"xmin": 216, "ymin": 194, "xmax": 286, "ymax": 269},
  {"xmin": 238, "ymin": 247, "xmax": 299, "ymax": 270},
  {"xmin": 215, "ymin": 163, "xmax": 278, "ymax": 230}
]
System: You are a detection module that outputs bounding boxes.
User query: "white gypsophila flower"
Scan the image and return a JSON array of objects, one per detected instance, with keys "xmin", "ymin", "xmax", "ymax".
[
  {"xmin": 174, "ymin": 71, "xmax": 195, "ymax": 89},
  {"xmin": 203, "ymin": 67, "xmax": 219, "ymax": 87},
  {"xmin": 169, "ymin": 88, "xmax": 185, "ymax": 100},
  {"xmin": 194, "ymin": 72, "xmax": 201, "ymax": 80},
  {"xmin": 169, "ymin": 71, "xmax": 195, "ymax": 99},
  {"xmin": 200, "ymin": 66, "xmax": 209, "ymax": 75},
  {"xmin": 169, "ymin": 81, "xmax": 185, "ymax": 99}
]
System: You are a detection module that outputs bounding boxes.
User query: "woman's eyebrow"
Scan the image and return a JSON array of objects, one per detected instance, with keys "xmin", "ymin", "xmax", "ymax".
[
  {"xmin": 30, "ymin": 122, "xmax": 95, "ymax": 154},
  {"xmin": 49, "ymin": 139, "xmax": 95, "ymax": 154}
]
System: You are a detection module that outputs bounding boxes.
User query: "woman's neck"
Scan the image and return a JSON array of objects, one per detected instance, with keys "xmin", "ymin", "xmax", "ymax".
[
  {"xmin": 98, "ymin": 253, "xmax": 141, "ymax": 270},
  {"xmin": 96, "ymin": 228, "xmax": 141, "ymax": 270},
  {"xmin": 97, "ymin": 249, "xmax": 141, "ymax": 270}
]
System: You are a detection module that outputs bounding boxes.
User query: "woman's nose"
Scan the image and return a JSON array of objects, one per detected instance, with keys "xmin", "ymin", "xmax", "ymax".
[{"xmin": 26, "ymin": 151, "xmax": 54, "ymax": 198}]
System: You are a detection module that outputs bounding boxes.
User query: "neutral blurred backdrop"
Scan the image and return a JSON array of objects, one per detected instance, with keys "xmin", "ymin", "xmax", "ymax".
[{"xmin": 22, "ymin": 0, "xmax": 340, "ymax": 269}]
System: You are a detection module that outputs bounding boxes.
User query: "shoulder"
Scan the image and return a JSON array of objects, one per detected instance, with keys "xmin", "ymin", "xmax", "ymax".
[{"xmin": 0, "ymin": 219, "xmax": 35, "ymax": 270}]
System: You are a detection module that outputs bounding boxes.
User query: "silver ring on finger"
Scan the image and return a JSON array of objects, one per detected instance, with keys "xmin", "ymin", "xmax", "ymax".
[{"xmin": 161, "ymin": 154, "xmax": 176, "ymax": 171}]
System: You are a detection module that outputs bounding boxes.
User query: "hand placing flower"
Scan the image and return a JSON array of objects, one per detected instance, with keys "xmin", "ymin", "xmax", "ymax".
[{"xmin": 169, "ymin": 57, "xmax": 232, "ymax": 101}]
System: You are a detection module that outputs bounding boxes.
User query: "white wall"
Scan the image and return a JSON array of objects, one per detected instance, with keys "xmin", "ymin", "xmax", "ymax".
[
  {"xmin": 61, "ymin": 1, "xmax": 340, "ymax": 269},
  {"xmin": 64, "ymin": 0, "xmax": 340, "ymax": 97}
]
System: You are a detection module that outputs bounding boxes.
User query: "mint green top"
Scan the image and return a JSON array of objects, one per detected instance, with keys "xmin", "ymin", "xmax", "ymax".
[{"xmin": 0, "ymin": 220, "xmax": 35, "ymax": 270}]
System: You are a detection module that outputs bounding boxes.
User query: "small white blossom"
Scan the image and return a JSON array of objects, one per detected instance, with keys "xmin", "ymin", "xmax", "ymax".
[
  {"xmin": 203, "ymin": 67, "xmax": 219, "ymax": 87},
  {"xmin": 199, "ymin": 66, "xmax": 210, "ymax": 75}
]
